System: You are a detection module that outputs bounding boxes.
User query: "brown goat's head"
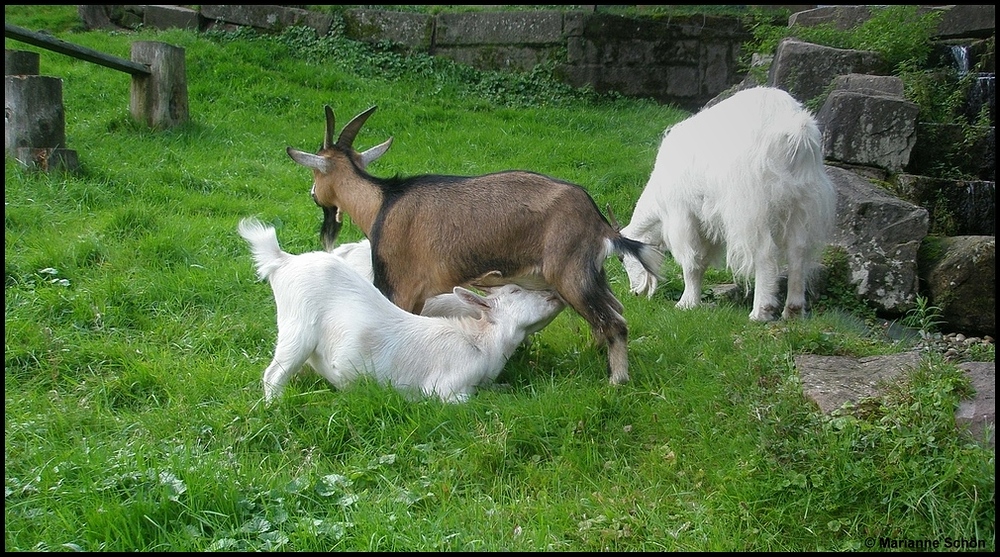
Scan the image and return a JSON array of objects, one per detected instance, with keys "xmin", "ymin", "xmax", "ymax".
[{"xmin": 286, "ymin": 105, "xmax": 393, "ymax": 209}]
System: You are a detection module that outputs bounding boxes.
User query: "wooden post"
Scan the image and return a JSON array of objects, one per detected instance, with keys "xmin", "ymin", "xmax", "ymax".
[
  {"xmin": 130, "ymin": 41, "xmax": 189, "ymax": 130},
  {"xmin": 5, "ymin": 49, "xmax": 39, "ymax": 75},
  {"xmin": 5, "ymin": 25, "xmax": 191, "ymax": 130},
  {"xmin": 5, "ymin": 73, "xmax": 79, "ymax": 172}
]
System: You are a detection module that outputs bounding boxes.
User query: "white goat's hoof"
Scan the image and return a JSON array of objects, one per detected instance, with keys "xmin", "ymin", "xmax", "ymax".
[{"xmin": 782, "ymin": 305, "xmax": 804, "ymax": 319}]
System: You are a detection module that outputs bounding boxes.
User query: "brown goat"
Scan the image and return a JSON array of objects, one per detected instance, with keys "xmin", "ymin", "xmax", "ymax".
[{"xmin": 286, "ymin": 105, "xmax": 663, "ymax": 385}]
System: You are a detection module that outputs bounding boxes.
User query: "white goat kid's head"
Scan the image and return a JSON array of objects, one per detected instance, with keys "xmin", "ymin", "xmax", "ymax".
[{"xmin": 457, "ymin": 284, "xmax": 563, "ymax": 334}]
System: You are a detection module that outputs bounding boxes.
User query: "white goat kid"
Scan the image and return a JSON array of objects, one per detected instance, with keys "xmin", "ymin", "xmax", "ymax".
[
  {"xmin": 620, "ymin": 86, "xmax": 837, "ymax": 321},
  {"xmin": 238, "ymin": 218, "xmax": 563, "ymax": 403}
]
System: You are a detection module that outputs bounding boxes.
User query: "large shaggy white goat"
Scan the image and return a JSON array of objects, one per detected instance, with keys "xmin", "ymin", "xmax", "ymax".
[
  {"xmin": 238, "ymin": 218, "xmax": 563, "ymax": 403},
  {"xmin": 620, "ymin": 86, "xmax": 837, "ymax": 321}
]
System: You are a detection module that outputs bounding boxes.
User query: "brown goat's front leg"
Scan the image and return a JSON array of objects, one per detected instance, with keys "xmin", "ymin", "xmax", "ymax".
[{"xmin": 384, "ymin": 284, "xmax": 426, "ymax": 315}]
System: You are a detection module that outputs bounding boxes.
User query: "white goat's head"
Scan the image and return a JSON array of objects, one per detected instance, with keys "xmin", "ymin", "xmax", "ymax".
[{"xmin": 622, "ymin": 253, "xmax": 659, "ymax": 299}]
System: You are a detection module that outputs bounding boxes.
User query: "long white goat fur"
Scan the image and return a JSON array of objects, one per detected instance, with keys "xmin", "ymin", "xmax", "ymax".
[
  {"xmin": 620, "ymin": 86, "xmax": 837, "ymax": 321},
  {"xmin": 238, "ymin": 218, "xmax": 562, "ymax": 403}
]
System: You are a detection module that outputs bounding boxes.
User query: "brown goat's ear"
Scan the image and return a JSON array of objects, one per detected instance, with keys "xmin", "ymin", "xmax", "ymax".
[
  {"xmin": 323, "ymin": 105, "xmax": 336, "ymax": 150},
  {"xmin": 453, "ymin": 286, "xmax": 490, "ymax": 312},
  {"xmin": 337, "ymin": 105, "xmax": 378, "ymax": 150},
  {"xmin": 287, "ymin": 147, "xmax": 332, "ymax": 173}
]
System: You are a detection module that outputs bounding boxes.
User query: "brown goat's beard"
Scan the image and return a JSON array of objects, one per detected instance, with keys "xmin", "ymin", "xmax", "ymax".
[{"xmin": 319, "ymin": 205, "xmax": 342, "ymax": 252}]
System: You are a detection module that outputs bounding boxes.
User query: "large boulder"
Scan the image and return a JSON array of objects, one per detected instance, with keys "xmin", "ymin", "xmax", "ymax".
[
  {"xmin": 826, "ymin": 165, "xmax": 929, "ymax": 315},
  {"xmin": 767, "ymin": 38, "xmax": 886, "ymax": 105},
  {"xmin": 919, "ymin": 235, "xmax": 995, "ymax": 337},
  {"xmin": 817, "ymin": 74, "xmax": 919, "ymax": 172}
]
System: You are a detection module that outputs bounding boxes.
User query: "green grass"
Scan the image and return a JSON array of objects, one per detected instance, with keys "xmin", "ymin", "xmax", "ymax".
[{"xmin": 5, "ymin": 5, "xmax": 995, "ymax": 552}]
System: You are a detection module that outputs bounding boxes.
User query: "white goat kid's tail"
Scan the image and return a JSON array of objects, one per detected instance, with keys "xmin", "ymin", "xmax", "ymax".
[{"xmin": 237, "ymin": 217, "xmax": 289, "ymax": 281}]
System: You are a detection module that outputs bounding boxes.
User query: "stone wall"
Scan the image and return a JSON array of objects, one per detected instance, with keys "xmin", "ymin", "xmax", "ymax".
[
  {"xmin": 91, "ymin": 5, "xmax": 768, "ymax": 111},
  {"xmin": 83, "ymin": 5, "xmax": 996, "ymax": 113},
  {"xmin": 379, "ymin": 9, "xmax": 758, "ymax": 111}
]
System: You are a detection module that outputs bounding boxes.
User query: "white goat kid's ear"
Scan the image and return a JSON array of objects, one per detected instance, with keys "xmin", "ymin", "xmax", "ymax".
[
  {"xmin": 453, "ymin": 286, "xmax": 491, "ymax": 312},
  {"xmin": 360, "ymin": 137, "xmax": 393, "ymax": 169},
  {"xmin": 286, "ymin": 147, "xmax": 332, "ymax": 174}
]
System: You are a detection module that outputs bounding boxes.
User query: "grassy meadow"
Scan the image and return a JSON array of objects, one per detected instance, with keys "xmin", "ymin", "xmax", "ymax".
[{"xmin": 5, "ymin": 5, "xmax": 994, "ymax": 552}]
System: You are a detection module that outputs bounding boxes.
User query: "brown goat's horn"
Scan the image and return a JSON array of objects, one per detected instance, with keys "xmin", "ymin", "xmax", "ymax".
[
  {"xmin": 606, "ymin": 203, "xmax": 621, "ymax": 232},
  {"xmin": 337, "ymin": 105, "xmax": 378, "ymax": 149},
  {"xmin": 323, "ymin": 105, "xmax": 336, "ymax": 150}
]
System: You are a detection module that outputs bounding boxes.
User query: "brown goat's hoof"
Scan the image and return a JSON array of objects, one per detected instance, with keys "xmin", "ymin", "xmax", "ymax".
[{"xmin": 609, "ymin": 374, "xmax": 630, "ymax": 385}]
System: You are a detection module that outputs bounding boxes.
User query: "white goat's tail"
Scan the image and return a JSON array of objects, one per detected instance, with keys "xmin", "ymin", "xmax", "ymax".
[
  {"xmin": 774, "ymin": 107, "xmax": 826, "ymax": 182},
  {"xmin": 237, "ymin": 217, "xmax": 287, "ymax": 281}
]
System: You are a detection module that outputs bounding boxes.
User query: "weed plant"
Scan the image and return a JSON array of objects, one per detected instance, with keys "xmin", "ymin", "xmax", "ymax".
[{"xmin": 5, "ymin": 5, "xmax": 994, "ymax": 552}]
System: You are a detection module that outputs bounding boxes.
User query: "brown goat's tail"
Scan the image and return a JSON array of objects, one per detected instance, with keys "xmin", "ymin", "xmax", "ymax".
[{"xmin": 613, "ymin": 236, "xmax": 665, "ymax": 281}]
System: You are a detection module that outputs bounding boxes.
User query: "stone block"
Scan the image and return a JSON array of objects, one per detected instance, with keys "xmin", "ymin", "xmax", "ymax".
[
  {"xmin": 920, "ymin": 235, "xmax": 995, "ymax": 336},
  {"xmin": 955, "ymin": 361, "xmax": 995, "ymax": 447},
  {"xmin": 436, "ymin": 11, "xmax": 565, "ymax": 46},
  {"xmin": 343, "ymin": 9, "xmax": 433, "ymax": 50},
  {"xmin": 829, "ymin": 73, "xmax": 904, "ymax": 98},
  {"xmin": 826, "ymin": 165, "xmax": 928, "ymax": 314},
  {"xmin": 935, "ymin": 4, "xmax": 996, "ymax": 40},
  {"xmin": 818, "ymin": 90, "xmax": 919, "ymax": 172},
  {"xmin": 768, "ymin": 38, "xmax": 886, "ymax": 105},
  {"xmin": 788, "ymin": 5, "xmax": 872, "ymax": 31},
  {"xmin": 144, "ymin": 5, "xmax": 202, "ymax": 31},
  {"xmin": 200, "ymin": 5, "xmax": 332, "ymax": 36}
]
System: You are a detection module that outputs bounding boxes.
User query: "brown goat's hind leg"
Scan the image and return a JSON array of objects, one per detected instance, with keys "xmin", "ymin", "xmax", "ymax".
[
  {"xmin": 559, "ymin": 276, "xmax": 631, "ymax": 385},
  {"xmin": 606, "ymin": 334, "xmax": 630, "ymax": 385}
]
